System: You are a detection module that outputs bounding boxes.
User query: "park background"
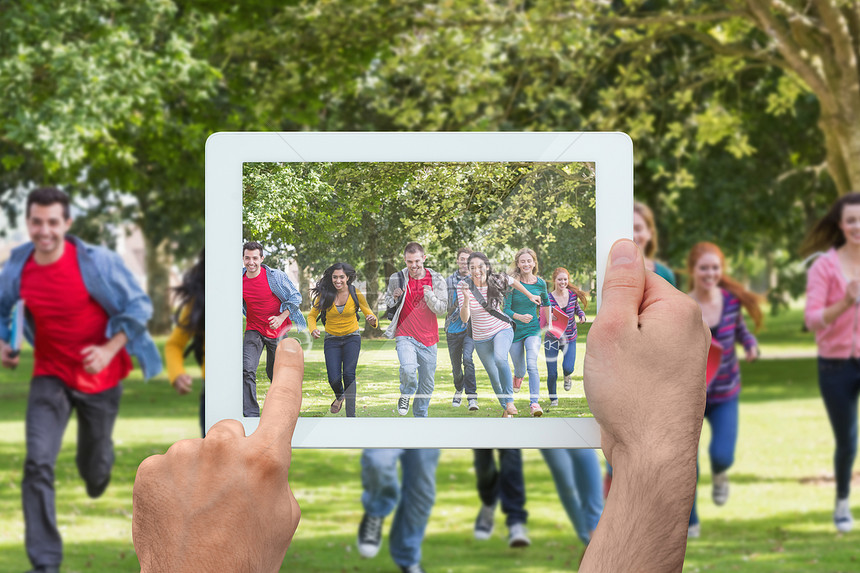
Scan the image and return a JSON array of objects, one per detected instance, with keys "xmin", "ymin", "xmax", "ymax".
[{"xmin": 1, "ymin": 0, "xmax": 860, "ymax": 570}]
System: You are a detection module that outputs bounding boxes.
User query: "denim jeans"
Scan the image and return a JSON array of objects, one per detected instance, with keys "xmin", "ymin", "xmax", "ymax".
[
  {"xmin": 544, "ymin": 336, "xmax": 577, "ymax": 401},
  {"xmin": 23, "ymin": 377, "xmax": 122, "ymax": 569},
  {"xmin": 474, "ymin": 327, "xmax": 514, "ymax": 408},
  {"xmin": 473, "ymin": 449, "xmax": 527, "ymax": 526},
  {"xmin": 242, "ymin": 329, "xmax": 283, "ymax": 417},
  {"xmin": 540, "ymin": 448, "xmax": 603, "ymax": 545},
  {"xmin": 395, "ymin": 337, "xmax": 438, "ymax": 418},
  {"xmin": 818, "ymin": 357, "xmax": 860, "ymax": 499},
  {"xmin": 324, "ymin": 333, "xmax": 361, "ymax": 417},
  {"xmin": 510, "ymin": 335, "xmax": 541, "ymax": 404},
  {"xmin": 446, "ymin": 329, "xmax": 477, "ymax": 399},
  {"xmin": 361, "ymin": 449, "xmax": 441, "ymax": 567},
  {"xmin": 690, "ymin": 396, "xmax": 739, "ymax": 525}
]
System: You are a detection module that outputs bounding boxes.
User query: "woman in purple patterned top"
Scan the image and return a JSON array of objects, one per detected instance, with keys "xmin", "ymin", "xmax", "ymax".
[
  {"xmin": 543, "ymin": 267, "xmax": 588, "ymax": 406},
  {"xmin": 686, "ymin": 242, "xmax": 762, "ymax": 538}
]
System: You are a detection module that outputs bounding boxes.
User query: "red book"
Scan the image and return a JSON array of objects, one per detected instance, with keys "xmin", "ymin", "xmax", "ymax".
[{"xmin": 548, "ymin": 306, "xmax": 569, "ymax": 339}]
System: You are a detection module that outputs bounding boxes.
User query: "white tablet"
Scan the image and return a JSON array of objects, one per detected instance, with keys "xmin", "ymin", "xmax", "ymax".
[{"xmin": 205, "ymin": 132, "xmax": 632, "ymax": 448}]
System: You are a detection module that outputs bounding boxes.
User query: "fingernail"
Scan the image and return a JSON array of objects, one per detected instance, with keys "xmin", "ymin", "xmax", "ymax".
[{"xmin": 610, "ymin": 240, "xmax": 638, "ymax": 267}]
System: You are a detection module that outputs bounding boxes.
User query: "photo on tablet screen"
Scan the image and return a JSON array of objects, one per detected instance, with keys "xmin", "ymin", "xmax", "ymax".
[{"xmin": 241, "ymin": 160, "xmax": 596, "ymax": 419}]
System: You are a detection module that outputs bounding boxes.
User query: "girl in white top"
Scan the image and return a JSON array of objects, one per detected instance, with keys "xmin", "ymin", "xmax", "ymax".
[{"xmin": 459, "ymin": 252, "xmax": 541, "ymax": 417}]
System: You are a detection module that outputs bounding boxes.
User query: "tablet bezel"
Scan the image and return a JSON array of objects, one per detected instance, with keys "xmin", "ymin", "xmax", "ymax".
[{"xmin": 205, "ymin": 132, "xmax": 632, "ymax": 448}]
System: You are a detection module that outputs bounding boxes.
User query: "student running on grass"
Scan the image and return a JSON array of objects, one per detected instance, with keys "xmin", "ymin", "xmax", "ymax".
[
  {"xmin": 543, "ymin": 267, "xmax": 588, "ymax": 406},
  {"xmin": 458, "ymin": 252, "xmax": 542, "ymax": 417},
  {"xmin": 505, "ymin": 248, "xmax": 550, "ymax": 416},
  {"xmin": 802, "ymin": 191, "xmax": 860, "ymax": 533},
  {"xmin": 686, "ymin": 241, "xmax": 761, "ymax": 538},
  {"xmin": 242, "ymin": 241, "xmax": 306, "ymax": 417},
  {"xmin": 165, "ymin": 248, "xmax": 206, "ymax": 436},
  {"xmin": 445, "ymin": 247, "xmax": 479, "ymax": 411},
  {"xmin": 383, "ymin": 242, "xmax": 448, "ymax": 418},
  {"xmin": 308, "ymin": 263, "xmax": 378, "ymax": 418},
  {"xmin": 0, "ymin": 187, "xmax": 161, "ymax": 573}
]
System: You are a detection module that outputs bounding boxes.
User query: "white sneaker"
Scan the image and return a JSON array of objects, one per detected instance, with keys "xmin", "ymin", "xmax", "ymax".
[
  {"xmin": 357, "ymin": 513, "xmax": 384, "ymax": 558},
  {"xmin": 468, "ymin": 398, "xmax": 479, "ymax": 411},
  {"xmin": 452, "ymin": 389, "xmax": 463, "ymax": 407},
  {"xmin": 687, "ymin": 523, "xmax": 701, "ymax": 538},
  {"xmin": 563, "ymin": 375, "xmax": 572, "ymax": 391},
  {"xmin": 397, "ymin": 396, "xmax": 410, "ymax": 416},
  {"xmin": 549, "ymin": 399, "xmax": 559, "ymax": 407},
  {"xmin": 835, "ymin": 498, "xmax": 854, "ymax": 533},
  {"xmin": 474, "ymin": 503, "xmax": 495, "ymax": 540},
  {"xmin": 712, "ymin": 471, "xmax": 729, "ymax": 506},
  {"xmin": 507, "ymin": 522, "xmax": 531, "ymax": 547}
]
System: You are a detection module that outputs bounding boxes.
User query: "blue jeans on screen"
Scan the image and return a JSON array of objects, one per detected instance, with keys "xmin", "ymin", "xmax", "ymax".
[
  {"xmin": 324, "ymin": 333, "xmax": 361, "ymax": 417},
  {"xmin": 510, "ymin": 334, "xmax": 541, "ymax": 404},
  {"xmin": 544, "ymin": 335, "xmax": 577, "ymax": 401},
  {"xmin": 474, "ymin": 328, "xmax": 514, "ymax": 407},
  {"xmin": 540, "ymin": 448, "xmax": 603, "ymax": 545},
  {"xmin": 361, "ymin": 448, "xmax": 441, "ymax": 568},
  {"xmin": 395, "ymin": 336, "xmax": 437, "ymax": 418},
  {"xmin": 446, "ymin": 329, "xmax": 477, "ymax": 399},
  {"xmin": 689, "ymin": 396, "xmax": 739, "ymax": 526}
]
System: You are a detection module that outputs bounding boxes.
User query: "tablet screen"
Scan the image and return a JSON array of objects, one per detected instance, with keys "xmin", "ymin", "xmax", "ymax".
[{"xmin": 242, "ymin": 160, "xmax": 595, "ymax": 419}]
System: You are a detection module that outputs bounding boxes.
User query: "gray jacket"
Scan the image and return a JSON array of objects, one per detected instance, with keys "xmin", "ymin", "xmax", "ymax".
[{"xmin": 383, "ymin": 267, "xmax": 448, "ymax": 339}]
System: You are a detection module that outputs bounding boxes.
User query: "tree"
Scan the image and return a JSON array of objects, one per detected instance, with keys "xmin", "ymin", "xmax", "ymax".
[{"xmin": 0, "ymin": 0, "xmax": 221, "ymax": 331}]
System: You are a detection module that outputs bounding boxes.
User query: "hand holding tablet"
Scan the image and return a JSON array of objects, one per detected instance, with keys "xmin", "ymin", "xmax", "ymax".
[
  {"xmin": 206, "ymin": 132, "xmax": 632, "ymax": 447},
  {"xmin": 133, "ymin": 241, "xmax": 709, "ymax": 572},
  {"xmin": 133, "ymin": 338, "xmax": 303, "ymax": 573},
  {"xmin": 581, "ymin": 239, "xmax": 709, "ymax": 571}
]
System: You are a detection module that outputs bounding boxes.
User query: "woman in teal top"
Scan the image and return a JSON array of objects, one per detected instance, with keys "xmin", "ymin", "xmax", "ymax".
[
  {"xmin": 505, "ymin": 248, "xmax": 550, "ymax": 417},
  {"xmin": 634, "ymin": 201, "xmax": 677, "ymax": 288}
]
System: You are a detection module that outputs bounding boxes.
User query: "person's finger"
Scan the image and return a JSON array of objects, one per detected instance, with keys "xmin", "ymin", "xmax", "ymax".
[
  {"xmin": 81, "ymin": 346, "xmax": 95, "ymax": 357},
  {"xmin": 594, "ymin": 239, "xmax": 645, "ymax": 332},
  {"xmin": 254, "ymin": 338, "xmax": 304, "ymax": 455}
]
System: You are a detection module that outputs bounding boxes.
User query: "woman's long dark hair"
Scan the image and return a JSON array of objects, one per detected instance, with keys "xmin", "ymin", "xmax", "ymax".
[
  {"xmin": 800, "ymin": 192, "xmax": 860, "ymax": 256},
  {"xmin": 467, "ymin": 252, "xmax": 508, "ymax": 310},
  {"xmin": 174, "ymin": 249, "xmax": 205, "ymax": 365},
  {"xmin": 311, "ymin": 262, "xmax": 357, "ymax": 311}
]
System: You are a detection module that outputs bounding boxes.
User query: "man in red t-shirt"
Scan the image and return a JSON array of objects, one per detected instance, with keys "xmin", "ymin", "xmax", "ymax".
[
  {"xmin": 242, "ymin": 241, "xmax": 304, "ymax": 417},
  {"xmin": 382, "ymin": 242, "xmax": 449, "ymax": 417},
  {"xmin": 0, "ymin": 187, "xmax": 160, "ymax": 573}
]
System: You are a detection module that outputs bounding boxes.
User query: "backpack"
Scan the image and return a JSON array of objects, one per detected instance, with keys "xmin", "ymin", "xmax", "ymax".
[
  {"xmin": 321, "ymin": 284, "xmax": 360, "ymax": 326},
  {"xmin": 384, "ymin": 270, "xmax": 406, "ymax": 320},
  {"xmin": 464, "ymin": 279, "xmax": 512, "ymax": 339}
]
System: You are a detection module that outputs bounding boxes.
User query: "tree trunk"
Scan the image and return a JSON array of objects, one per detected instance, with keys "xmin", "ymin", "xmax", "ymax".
[
  {"xmin": 362, "ymin": 214, "xmax": 383, "ymax": 338},
  {"xmin": 144, "ymin": 235, "xmax": 173, "ymax": 335}
]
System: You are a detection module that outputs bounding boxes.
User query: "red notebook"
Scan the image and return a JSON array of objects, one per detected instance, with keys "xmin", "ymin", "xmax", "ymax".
[{"xmin": 548, "ymin": 306, "xmax": 569, "ymax": 339}]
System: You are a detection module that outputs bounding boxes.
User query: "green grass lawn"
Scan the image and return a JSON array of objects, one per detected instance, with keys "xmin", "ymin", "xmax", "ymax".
[{"xmin": 3, "ymin": 307, "xmax": 860, "ymax": 572}]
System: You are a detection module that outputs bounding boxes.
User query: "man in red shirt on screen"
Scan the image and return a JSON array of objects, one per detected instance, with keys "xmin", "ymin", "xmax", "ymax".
[
  {"xmin": 0, "ymin": 187, "xmax": 161, "ymax": 573},
  {"xmin": 242, "ymin": 241, "xmax": 306, "ymax": 417}
]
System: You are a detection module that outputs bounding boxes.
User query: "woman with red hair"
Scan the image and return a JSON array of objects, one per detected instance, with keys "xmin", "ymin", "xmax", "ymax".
[
  {"xmin": 543, "ymin": 267, "xmax": 588, "ymax": 406},
  {"xmin": 686, "ymin": 242, "xmax": 761, "ymax": 538},
  {"xmin": 802, "ymin": 191, "xmax": 860, "ymax": 533}
]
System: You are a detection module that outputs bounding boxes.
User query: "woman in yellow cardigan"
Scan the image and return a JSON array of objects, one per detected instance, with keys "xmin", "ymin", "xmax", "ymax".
[
  {"xmin": 165, "ymin": 249, "xmax": 206, "ymax": 435},
  {"xmin": 308, "ymin": 263, "xmax": 377, "ymax": 417}
]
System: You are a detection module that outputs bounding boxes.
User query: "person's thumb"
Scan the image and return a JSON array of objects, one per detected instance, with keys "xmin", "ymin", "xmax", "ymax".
[{"xmin": 596, "ymin": 239, "xmax": 645, "ymax": 331}]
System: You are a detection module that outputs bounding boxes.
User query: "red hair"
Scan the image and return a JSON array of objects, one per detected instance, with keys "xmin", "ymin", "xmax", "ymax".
[
  {"xmin": 686, "ymin": 242, "xmax": 763, "ymax": 330},
  {"xmin": 551, "ymin": 267, "xmax": 589, "ymax": 310}
]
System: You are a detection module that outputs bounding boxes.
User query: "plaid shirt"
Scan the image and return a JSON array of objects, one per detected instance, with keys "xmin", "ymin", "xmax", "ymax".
[{"xmin": 242, "ymin": 264, "xmax": 307, "ymax": 332}]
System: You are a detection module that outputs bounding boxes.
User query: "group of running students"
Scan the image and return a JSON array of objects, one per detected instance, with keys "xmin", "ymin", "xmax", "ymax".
[
  {"xmin": 165, "ymin": 194, "xmax": 860, "ymax": 562},
  {"xmin": 306, "ymin": 245, "xmax": 589, "ymax": 419}
]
